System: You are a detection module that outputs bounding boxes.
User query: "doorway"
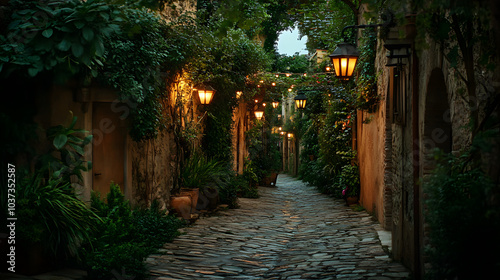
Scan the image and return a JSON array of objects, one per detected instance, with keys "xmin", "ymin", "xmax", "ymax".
[{"xmin": 92, "ymin": 102, "xmax": 127, "ymax": 195}]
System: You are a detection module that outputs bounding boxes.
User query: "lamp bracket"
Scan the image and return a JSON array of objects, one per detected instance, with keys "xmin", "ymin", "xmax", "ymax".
[{"xmin": 341, "ymin": 11, "xmax": 394, "ymax": 42}]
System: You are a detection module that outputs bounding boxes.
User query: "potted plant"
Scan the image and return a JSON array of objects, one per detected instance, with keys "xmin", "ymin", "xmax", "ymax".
[
  {"xmin": 170, "ymin": 151, "xmax": 228, "ymax": 216},
  {"xmin": 339, "ymin": 164, "xmax": 361, "ymax": 205}
]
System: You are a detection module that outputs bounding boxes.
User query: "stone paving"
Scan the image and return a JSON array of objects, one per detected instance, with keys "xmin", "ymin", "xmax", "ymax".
[{"xmin": 147, "ymin": 174, "xmax": 411, "ymax": 280}]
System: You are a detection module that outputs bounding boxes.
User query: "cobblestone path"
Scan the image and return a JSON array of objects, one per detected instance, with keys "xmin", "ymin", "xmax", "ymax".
[{"xmin": 147, "ymin": 174, "xmax": 410, "ymax": 280}]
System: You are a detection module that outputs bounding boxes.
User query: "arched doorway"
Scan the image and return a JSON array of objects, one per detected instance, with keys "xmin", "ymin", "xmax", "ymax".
[
  {"xmin": 419, "ymin": 67, "xmax": 452, "ymax": 276},
  {"xmin": 422, "ymin": 68, "xmax": 452, "ymax": 172}
]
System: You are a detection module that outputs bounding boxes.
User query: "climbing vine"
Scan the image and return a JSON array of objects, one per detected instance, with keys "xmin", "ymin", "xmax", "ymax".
[{"xmin": 354, "ymin": 28, "xmax": 379, "ymax": 113}]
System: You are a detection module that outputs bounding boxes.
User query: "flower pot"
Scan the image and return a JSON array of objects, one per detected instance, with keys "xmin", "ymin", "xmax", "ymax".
[
  {"xmin": 346, "ymin": 196, "xmax": 359, "ymax": 206},
  {"xmin": 261, "ymin": 172, "xmax": 278, "ymax": 187},
  {"xmin": 169, "ymin": 195, "xmax": 192, "ymax": 220},
  {"xmin": 180, "ymin": 188, "xmax": 199, "ymax": 210}
]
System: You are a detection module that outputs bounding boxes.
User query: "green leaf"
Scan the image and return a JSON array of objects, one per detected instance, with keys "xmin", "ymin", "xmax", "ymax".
[
  {"xmin": 58, "ymin": 39, "xmax": 71, "ymax": 51},
  {"xmin": 28, "ymin": 67, "xmax": 39, "ymax": 77},
  {"xmin": 82, "ymin": 27, "xmax": 94, "ymax": 42},
  {"xmin": 83, "ymin": 135, "xmax": 93, "ymax": 145},
  {"xmin": 42, "ymin": 29, "xmax": 53, "ymax": 38},
  {"xmin": 74, "ymin": 21, "xmax": 85, "ymax": 29},
  {"xmin": 95, "ymin": 40, "xmax": 105, "ymax": 57},
  {"xmin": 71, "ymin": 43, "xmax": 84, "ymax": 58},
  {"xmin": 53, "ymin": 134, "xmax": 68, "ymax": 150},
  {"xmin": 69, "ymin": 116, "xmax": 77, "ymax": 129},
  {"xmin": 52, "ymin": 170, "xmax": 62, "ymax": 178}
]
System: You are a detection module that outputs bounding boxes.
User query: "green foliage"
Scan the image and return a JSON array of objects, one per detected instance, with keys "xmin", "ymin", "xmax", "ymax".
[
  {"xmin": 86, "ymin": 184, "xmax": 184, "ymax": 279},
  {"xmin": 180, "ymin": 151, "xmax": 229, "ymax": 189},
  {"xmin": 272, "ymin": 53, "xmax": 310, "ymax": 73},
  {"xmin": 246, "ymin": 121, "xmax": 282, "ymax": 181},
  {"xmin": 39, "ymin": 114, "xmax": 93, "ymax": 182},
  {"xmin": 339, "ymin": 164, "xmax": 360, "ymax": 197},
  {"xmin": 99, "ymin": 6, "xmax": 170, "ymax": 141},
  {"xmin": 297, "ymin": 85, "xmax": 358, "ymax": 198},
  {"xmin": 354, "ymin": 28, "xmax": 379, "ymax": 113},
  {"xmin": 233, "ymin": 174, "xmax": 259, "ymax": 199},
  {"xmin": 191, "ymin": 28, "xmax": 271, "ymax": 164},
  {"xmin": 16, "ymin": 172, "xmax": 100, "ymax": 260},
  {"xmin": 0, "ymin": 0, "xmax": 120, "ymax": 79},
  {"xmin": 424, "ymin": 149, "xmax": 500, "ymax": 279},
  {"xmin": 292, "ymin": 0, "xmax": 357, "ymax": 52}
]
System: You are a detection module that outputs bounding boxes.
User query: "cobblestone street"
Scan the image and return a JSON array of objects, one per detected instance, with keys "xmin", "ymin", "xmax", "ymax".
[{"xmin": 147, "ymin": 174, "xmax": 410, "ymax": 280}]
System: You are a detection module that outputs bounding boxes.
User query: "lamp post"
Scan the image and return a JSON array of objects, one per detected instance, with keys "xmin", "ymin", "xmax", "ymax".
[{"xmin": 197, "ymin": 85, "xmax": 215, "ymax": 105}]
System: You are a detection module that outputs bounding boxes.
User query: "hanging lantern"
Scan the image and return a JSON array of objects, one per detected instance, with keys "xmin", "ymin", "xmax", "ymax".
[
  {"xmin": 329, "ymin": 42, "xmax": 360, "ymax": 80},
  {"xmin": 272, "ymin": 101, "xmax": 279, "ymax": 108},
  {"xmin": 197, "ymin": 85, "xmax": 216, "ymax": 104},
  {"xmin": 294, "ymin": 90, "xmax": 307, "ymax": 109},
  {"xmin": 254, "ymin": 110, "xmax": 264, "ymax": 120}
]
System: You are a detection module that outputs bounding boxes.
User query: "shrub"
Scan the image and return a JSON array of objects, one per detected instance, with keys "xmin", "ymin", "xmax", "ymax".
[
  {"xmin": 16, "ymin": 173, "xmax": 100, "ymax": 261},
  {"xmin": 233, "ymin": 175, "xmax": 259, "ymax": 198},
  {"xmin": 424, "ymin": 150, "xmax": 500, "ymax": 279},
  {"xmin": 84, "ymin": 184, "xmax": 184, "ymax": 279}
]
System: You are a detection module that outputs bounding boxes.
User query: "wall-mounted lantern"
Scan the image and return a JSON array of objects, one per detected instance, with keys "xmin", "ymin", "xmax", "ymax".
[
  {"xmin": 384, "ymin": 41, "xmax": 411, "ymax": 67},
  {"xmin": 272, "ymin": 101, "xmax": 279, "ymax": 108},
  {"xmin": 329, "ymin": 42, "xmax": 360, "ymax": 80},
  {"xmin": 236, "ymin": 91, "xmax": 243, "ymax": 98},
  {"xmin": 294, "ymin": 90, "xmax": 307, "ymax": 109},
  {"xmin": 197, "ymin": 85, "xmax": 215, "ymax": 105},
  {"xmin": 330, "ymin": 13, "xmax": 392, "ymax": 80},
  {"xmin": 287, "ymin": 133, "xmax": 294, "ymax": 139}
]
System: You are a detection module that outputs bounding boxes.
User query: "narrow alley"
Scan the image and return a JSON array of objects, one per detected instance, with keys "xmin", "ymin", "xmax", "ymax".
[{"xmin": 147, "ymin": 175, "xmax": 410, "ymax": 280}]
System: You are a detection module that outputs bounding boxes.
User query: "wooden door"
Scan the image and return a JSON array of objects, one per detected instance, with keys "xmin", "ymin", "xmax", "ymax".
[{"xmin": 92, "ymin": 102, "xmax": 127, "ymax": 195}]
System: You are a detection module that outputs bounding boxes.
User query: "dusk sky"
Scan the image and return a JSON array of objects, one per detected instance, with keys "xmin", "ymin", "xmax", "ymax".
[{"xmin": 277, "ymin": 26, "xmax": 308, "ymax": 56}]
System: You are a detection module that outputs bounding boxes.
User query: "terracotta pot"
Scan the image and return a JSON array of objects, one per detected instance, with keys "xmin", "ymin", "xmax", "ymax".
[
  {"xmin": 346, "ymin": 196, "xmax": 359, "ymax": 206},
  {"xmin": 261, "ymin": 172, "xmax": 278, "ymax": 187},
  {"xmin": 169, "ymin": 195, "xmax": 192, "ymax": 220},
  {"xmin": 180, "ymin": 188, "xmax": 199, "ymax": 210}
]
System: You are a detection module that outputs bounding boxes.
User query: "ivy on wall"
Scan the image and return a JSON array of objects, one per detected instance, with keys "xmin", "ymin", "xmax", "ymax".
[{"xmin": 354, "ymin": 28, "xmax": 379, "ymax": 113}]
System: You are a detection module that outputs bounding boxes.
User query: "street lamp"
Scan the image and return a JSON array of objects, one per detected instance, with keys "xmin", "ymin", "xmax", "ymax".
[
  {"xmin": 294, "ymin": 90, "xmax": 307, "ymax": 109},
  {"xmin": 197, "ymin": 85, "xmax": 215, "ymax": 105}
]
